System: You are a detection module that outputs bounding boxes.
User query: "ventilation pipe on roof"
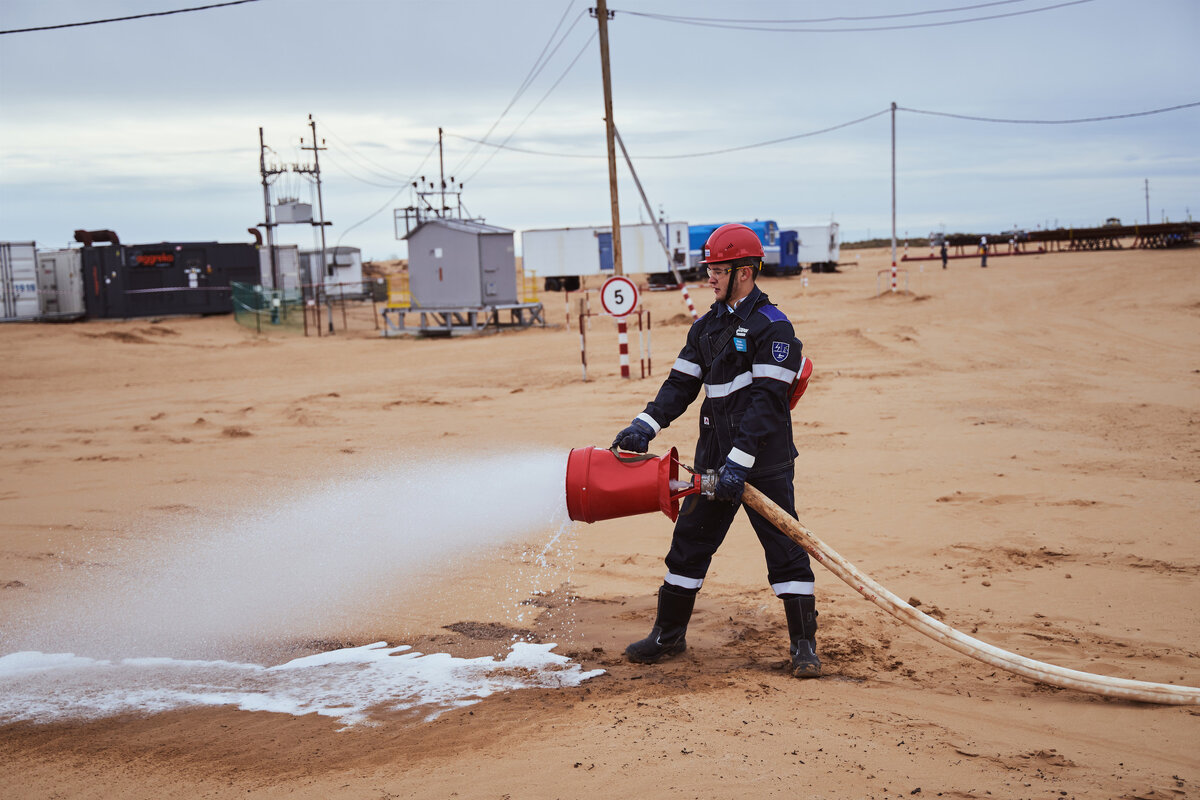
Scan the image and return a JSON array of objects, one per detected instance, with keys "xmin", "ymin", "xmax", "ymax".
[{"xmin": 73, "ymin": 229, "xmax": 121, "ymax": 247}]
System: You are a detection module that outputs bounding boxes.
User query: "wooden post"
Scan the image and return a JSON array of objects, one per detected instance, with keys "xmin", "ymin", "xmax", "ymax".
[{"xmin": 595, "ymin": 0, "xmax": 623, "ymax": 279}]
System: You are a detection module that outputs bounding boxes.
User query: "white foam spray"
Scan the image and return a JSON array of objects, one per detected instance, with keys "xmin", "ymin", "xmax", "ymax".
[{"xmin": 0, "ymin": 450, "xmax": 603, "ymax": 724}]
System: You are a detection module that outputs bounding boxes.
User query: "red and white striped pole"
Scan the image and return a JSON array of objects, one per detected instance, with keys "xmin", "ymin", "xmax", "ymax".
[
  {"xmin": 616, "ymin": 317, "xmax": 630, "ymax": 379},
  {"xmin": 891, "ymin": 263, "xmax": 897, "ymax": 293},
  {"xmin": 578, "ymin": 298, "xmax": 588, "ymax": 381},
  {"xmin": 680, "ymin": 283, "xmax": 698, "ymax": 320}
]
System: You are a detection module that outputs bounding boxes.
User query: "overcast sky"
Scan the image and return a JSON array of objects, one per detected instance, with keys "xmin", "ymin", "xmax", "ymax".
[{"xmin": 1, "ymin": 0, "xmax": 1197, "ymax": 260}]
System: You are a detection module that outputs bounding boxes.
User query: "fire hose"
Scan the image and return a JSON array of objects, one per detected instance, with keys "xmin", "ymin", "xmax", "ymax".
[
  {"xmin": 565, "ymin": 445, "xmax": 1200, "ymax": 705},
  {"xmin": 741, "ymin": 484, "xmax": 1200, "ymax": 705}
]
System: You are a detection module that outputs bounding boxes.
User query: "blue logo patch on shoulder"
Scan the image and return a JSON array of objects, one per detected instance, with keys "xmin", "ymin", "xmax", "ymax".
[
  {"xmin": 759, "ymin": 305, "xmax": 788, "ymax": 324},
  {"xmin": 772, "ymin": 341, "xmax": 790, "ymax": 363}
]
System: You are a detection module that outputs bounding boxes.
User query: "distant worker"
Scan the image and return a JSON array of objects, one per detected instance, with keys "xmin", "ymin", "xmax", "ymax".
[
  {"xmin": 980, "ymin": 235, "xmax": 989, "ymax": 268},
  {"xmin": 611, "ymin": 223, "xmax": 820, "ymax": 679},
  {"xmin": 940, "ymin": 239, "xmax": 949, "ymax": 269}
]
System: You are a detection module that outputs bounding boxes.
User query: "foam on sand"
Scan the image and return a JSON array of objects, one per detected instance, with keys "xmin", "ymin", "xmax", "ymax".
[{"xmin": 0, "ymin": 641, "xmax": 604, "ymax": 728}]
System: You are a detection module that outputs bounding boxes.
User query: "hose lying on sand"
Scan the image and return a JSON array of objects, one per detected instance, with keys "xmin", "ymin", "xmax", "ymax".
[{"xmin": 742, "ymin": 485, "xmax": 1200, "ymax": 705}]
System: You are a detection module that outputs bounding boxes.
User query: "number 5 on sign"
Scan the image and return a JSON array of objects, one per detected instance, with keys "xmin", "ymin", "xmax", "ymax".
[{"xmin": 600, "ymin": 276, "xmax": 639, "ymax": 317}]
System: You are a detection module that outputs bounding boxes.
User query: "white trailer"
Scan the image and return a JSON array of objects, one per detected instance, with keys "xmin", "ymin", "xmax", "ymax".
[
  {"xmin": 299, "ymin": 246, "xmax": 364, "ymax": 292},
  {"xmin": 521, "ymin": 222, "xmax": 689, "ymax": 290},
  {"xmin": 1, "ymin": 242, "xmax": 39, "ymax": 321},
  {"xmin": 783, "ymin": 223, "xmax": 840, "ymax": 272},
  {"xmin": 35, "ymin": 248, "xmax": 86, "ymax": 318}
]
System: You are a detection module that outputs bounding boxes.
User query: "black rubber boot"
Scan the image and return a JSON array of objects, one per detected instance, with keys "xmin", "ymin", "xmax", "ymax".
[
  {"xmin": 783, "ymin": 594, "xmax": 821, "ymax": 678},
  {"xmin": 625, "ymin": 584, "xmax": 696, "ymax": 664}
]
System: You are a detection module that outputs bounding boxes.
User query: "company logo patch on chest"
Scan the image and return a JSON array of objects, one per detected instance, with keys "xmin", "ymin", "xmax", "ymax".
[
  {"xmin": 772, "ymin": 341, "xmax": 790, "ymax": 362},
  {"xmin": 734, "ymin": 337, "xmax": 748, "ymax": 352}
]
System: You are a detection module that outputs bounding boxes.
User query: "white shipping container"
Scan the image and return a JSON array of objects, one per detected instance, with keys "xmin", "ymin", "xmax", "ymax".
[
  {"xmin": 36, "ymin": 248, "xmax": 86, "ymax": 318},
  {"xmin": 1, "ymin": 242, "xmax": 40, "ymax": 321},
  {"xmin": 521, "ymin": 222, "xmax": 689, "ymax": 279}
]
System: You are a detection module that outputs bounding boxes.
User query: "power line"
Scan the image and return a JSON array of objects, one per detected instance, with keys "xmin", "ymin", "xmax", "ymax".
[
  {"xmin": 624, "ymin": 0, "xmax": 1038, "ymax": 24},
  {"xmin": 0, "ymin": 0, "xmax": 262, "ymax": 35},
  {"xmin": 448, "ymin": 107, "xmax": 891, "ymax": 160},
  {"xmin": 446, "ymin": 98, "xmax": 1199, "ymax": 162},
  {"xmin": 323, "ymin": 151, "xmax": 410, "ymax": 189},
  {"xmin": 315, "ymin": 119, "xmax": 417, "ymax": 184},
  {"xmin": 463, "ymin": 30, "xmax": 598, "ymax": 184},
  {"xmin": 899, "ymin": 100, "xmax": 1200, "ymax": 124},
  {"xmin": 616, "ymin": 0, "xmax": 1094, "ymax": 33},
  {"xmin": 451, "ymin": 2, "xmax": 586, "ymax": 176},
  {"xmin": 637, "ymin": 108, "xmax": 892, "ymax": 159},
  {"xmin": 333, "ymin": 141, "xmax": 439, "ymax": 251}
]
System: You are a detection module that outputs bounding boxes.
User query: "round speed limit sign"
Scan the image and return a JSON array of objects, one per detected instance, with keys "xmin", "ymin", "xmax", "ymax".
[{"xmin": 600, "ymin": 275, "xmax": 639, "ymax": 317}]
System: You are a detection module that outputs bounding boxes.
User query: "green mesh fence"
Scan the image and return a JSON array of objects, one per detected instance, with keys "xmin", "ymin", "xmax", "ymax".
[{"xmin": 232, "ymin": 282, "xmax": 306, "ymax": 334}]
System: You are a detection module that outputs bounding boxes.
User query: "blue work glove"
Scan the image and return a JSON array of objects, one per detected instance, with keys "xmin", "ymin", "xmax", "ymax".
[
  {"xmin": 714, "ymin": 460, "xmax": 749, "ymax": 503},
  {"xmin": 612, "ymin": 418, "xmax": 655, "ymax": 453}
]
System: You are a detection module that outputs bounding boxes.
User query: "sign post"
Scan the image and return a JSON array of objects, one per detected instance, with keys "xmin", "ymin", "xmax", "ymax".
[{"xmin": 601, "ymin": 276, "xmax": 639, "ymax": 378}]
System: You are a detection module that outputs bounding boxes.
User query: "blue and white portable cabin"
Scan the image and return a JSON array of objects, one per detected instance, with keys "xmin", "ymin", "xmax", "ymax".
[{"xmin": 688, "ymin": 220, "xmax": 786, "ymax": 272}]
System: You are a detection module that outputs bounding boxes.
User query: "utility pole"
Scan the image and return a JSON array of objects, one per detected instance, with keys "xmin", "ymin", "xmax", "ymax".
[
  {"xmin": 890, "ymin": 101, "xmax": 897, "ymax": 292},
  {"xmin": 593, "ymin": 0, "xmax": 623, "ymax": 277},
  {"xmin": 438, "ymin": 127, "xmax": 447, "ymax": 217},
  {"xmin": 1144, "ymin": 178, "xmax": 1150, "ymax": 226},
  {"xmin": 258, "ymin": 127, "xmax": 286, "ymax": 289},
  {"xmin": 299, "ymin": 114, "xmax": 331, "ymax": 330}
]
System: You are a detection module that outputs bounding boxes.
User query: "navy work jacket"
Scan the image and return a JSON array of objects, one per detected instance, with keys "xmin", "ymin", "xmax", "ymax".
[{"xmin": 635, "ymin": 285, "xmax": 802, "ymax": 476}]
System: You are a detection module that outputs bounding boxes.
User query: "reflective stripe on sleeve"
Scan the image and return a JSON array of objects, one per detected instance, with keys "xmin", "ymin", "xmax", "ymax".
[
  {"xmin": 635, "ymin": 412, "xmax": 662, "ymax": 433},
  {"xmin": 771, "ymin": 580, "xmax": 815, "ymax": 596},
  {"xmin": 665, "ymin": 572, "xmax": 704, "ymax": 590},
  {"xmin": 704, "ymin": 371, "xmax": 752, "ymax": 398},
  {"xmin": 671, "ymin": 358, "xmax": 703, "ymax": 379},
  {"xmin": 752, "ymin": 363, "xmax": 798, "ymax": 383},
  {"xmin": 727, "ymin": 447, "xmax": 755, "ymax": 468}
]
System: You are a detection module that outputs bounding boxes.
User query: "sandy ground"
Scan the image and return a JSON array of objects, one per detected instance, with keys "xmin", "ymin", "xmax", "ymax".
[{"xmin": 1, "ymin": 244, "xmax": 1198, "ymax": 798}]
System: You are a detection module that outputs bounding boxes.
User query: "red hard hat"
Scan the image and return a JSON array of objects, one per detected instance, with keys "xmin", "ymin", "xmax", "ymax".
[{"xmin": 701, "ymin": 223, "xmax": 764, "ymax": 264}]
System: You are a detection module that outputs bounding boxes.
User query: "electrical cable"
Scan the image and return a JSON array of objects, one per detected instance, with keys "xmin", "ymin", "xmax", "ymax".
[
  {"xmin": 616, "ymin": 0, "xmax": 1094, "ymax": 33},
  {"xmin": 899, "ymin": 100, "xmax": 1200, "ymax": 124},
  {"xmin": 448, "ymin": 107, "xmax": 891, "ymax": 161},
  {"xmin": 333, "ymin": 141, "xmax": 439, "ymax": 251},
  {"xmin": 447, "ymin": 97, "xmax": 1197, "ymax": 163},
  {"xmin": 315, "ymin": 119, "xmax": 419, "ymax": 184},
  {"xmin": 463, "ymin": 30, "xmax": 598, "ymax": 185},
  {"xmin": 451, "ymin": 3, "xmax": 586, "ymax": 176},
  {"xmin": 1, "ymin": 0, "xmax": 262, "ymax": 35},
  {"xmin": 323, "ymin": 150, "xmax": 411, "ymax": 189},
  {"xmin": 635, "ymin": 108, "xmax": 892, "ymax": 159},
  {"xmin": 617, "ymin": 0, "xmax": 1041, "ymax": 25}
]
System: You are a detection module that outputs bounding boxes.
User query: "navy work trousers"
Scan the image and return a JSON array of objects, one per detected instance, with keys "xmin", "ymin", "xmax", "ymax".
[{"xmin": 664, "ymin": 466, "xmax": 814, "ymax": 593}]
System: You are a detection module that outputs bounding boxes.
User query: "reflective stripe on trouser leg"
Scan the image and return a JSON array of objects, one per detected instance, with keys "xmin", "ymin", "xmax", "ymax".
[{"xmin": 663, "ymin": 492, "xmax": 740, "ymax": 587}]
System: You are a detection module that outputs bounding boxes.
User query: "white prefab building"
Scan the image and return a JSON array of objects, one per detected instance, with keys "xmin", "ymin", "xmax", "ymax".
[
  {"xmin": 1, "ymin": 242, "xmax": 39, "ymax": 321},
  {"xmin": 300, "ymin": 246, "xmax": 364, "ymax": 290},
  {"xmin": 521, "ymin": 222, "xmax": 689, "ymax": 282},
  {"xmin": 35, "ymin": 248, "xmax": 86, "ymax": 318},
  {"xmin": 258, "ymin": 244, "xmax": 302, "ymax": 290}
]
